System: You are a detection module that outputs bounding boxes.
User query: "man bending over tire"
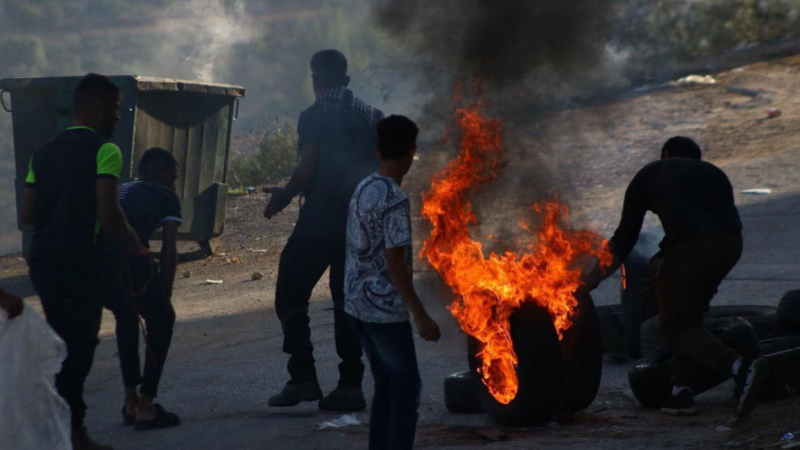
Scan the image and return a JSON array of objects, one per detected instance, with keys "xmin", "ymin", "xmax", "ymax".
[{"xmin": 579, "ymin": 136, "xmax": 768, "ymax": 419}]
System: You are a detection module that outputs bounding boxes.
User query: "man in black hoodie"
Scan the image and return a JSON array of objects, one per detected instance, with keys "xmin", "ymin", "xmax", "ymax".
[{"xmin": 580, "ymin": 136, "xmax": 768, "ymax": 419}]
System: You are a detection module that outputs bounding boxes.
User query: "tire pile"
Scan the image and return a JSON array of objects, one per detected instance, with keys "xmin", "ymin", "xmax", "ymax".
[
  {"xmin": 444, "ymin": 293, "xmax": 603, "ymax": 426},
  {"xmin": 609, "ymin": 235, "xmax": 800, "ymax": 408}
]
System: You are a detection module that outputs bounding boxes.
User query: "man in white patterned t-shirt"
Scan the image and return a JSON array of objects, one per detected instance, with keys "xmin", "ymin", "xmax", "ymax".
[{"xmin": 345, "ymin": 115, "xmax": 440, "ymax": 450}]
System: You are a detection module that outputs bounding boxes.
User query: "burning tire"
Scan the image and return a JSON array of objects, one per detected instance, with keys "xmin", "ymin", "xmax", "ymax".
[
  {"xmin": 467, "ymin": 302, "xmax": 563, "ymax": 427},
  {"xmin": 628, "ymin": 317, "xmax": 760, "ymax": 408},
  {"xmin": 639, "ymin": 305, "xmax": 778, "ymax": 356},
  {"xmin": 596, "ymin": 304, "xmax": 623, "ymax": 354},
  {"xmin": 777, "ymin": 290, "xmax": 800, "ymax": 333},
  {"xmin": 443, "ymin": 371, "xmax": 484, "ymax": 414},
  {"xmin": 559, "ymin": 293, "xmax": 603, "ymax": 415}
]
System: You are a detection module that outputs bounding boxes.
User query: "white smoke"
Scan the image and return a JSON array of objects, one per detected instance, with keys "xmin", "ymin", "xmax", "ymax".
[{"xmin": 156, "ymin": 0, "xmax": 254, "ymax": 82}]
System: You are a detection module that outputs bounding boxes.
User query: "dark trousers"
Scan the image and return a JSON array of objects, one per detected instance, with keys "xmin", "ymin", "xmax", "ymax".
[
  {"xmin": 29, "ymin": 257, "xmax": 103, "ymax": 430},
  {"xmin": 104, "ymin": 255, "xmax": 175, "ymax": 398},
  {"xmin": 350, "ymin": 317, "xmax": 421, "ymax": 450},
  {"xmin": 275, "ymin": 232, "xmax": 364, "ymax": 387},
  {"xmin": 656, "ymin": 234, "xmax": 744, "ymax": 387}
]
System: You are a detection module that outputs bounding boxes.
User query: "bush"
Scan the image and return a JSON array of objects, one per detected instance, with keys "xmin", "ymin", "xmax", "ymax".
[
  {"xmin": 618, "ymin": 0, "xmax": 800, "ymax": 65},
  {"xmin": 228, "ymin": 118, "xmax": 297, "ymax": 188}
]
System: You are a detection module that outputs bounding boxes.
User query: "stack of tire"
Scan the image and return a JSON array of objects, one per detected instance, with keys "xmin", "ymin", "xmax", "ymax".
[
  {"xmin": 628, "ymin": 290, "xmax": 800, "ymax": 408},
  {"xmin": 596, "ymin": 230, "xmax": 662, "ymax": 359},
  {"xmin": 444, "ymin": 293, "xmax": 602, "ymax": 426}
]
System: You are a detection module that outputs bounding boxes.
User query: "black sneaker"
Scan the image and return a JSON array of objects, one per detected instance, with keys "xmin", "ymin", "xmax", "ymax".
[
  {"xmin": 318, "ymin": 387, "xmax": 366, "ymax": 411},
  {"xmin": 661, "ymin": 389, "xmax": 698, "ymax": 416},
  {"xmin": 268, "ymin": 380, "xmax": 323, "ymax": 407},
  {"xmin": 734, "ymin": 357, "xmax": 770, "ymax": 419},
  {"xmin": 72, "ymin": 427, "xmax": 114, "ymax": 450}
]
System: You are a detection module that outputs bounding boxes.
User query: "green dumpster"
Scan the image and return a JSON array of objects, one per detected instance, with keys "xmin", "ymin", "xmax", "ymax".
[{"xmin": 0, "ymin": 75, "xmax": 245, "ymax": 255}]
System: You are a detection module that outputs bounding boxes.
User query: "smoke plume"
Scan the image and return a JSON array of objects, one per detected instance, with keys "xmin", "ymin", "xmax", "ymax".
[
  {"xmin": 373, "ymin": 0, "xmax": 619, "ymax": 117},
  {"xmin": 155, "ymin": 0, "xmax": 254, "ymax": 82}
]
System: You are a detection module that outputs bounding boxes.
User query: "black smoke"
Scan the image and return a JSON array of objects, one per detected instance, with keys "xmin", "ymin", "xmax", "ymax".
[{"xmin": 373, "ymin": 0, "xmax": 618, "ymax": 112}]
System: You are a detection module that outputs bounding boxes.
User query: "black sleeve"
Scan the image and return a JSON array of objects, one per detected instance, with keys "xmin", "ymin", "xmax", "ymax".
[
  {"xmin": 159, "ymin": 189, "xmax": 183, "ymax": 226},
  {"xmin": 609, "ymin": 164, "xmax": 653, "ymax": 261}
]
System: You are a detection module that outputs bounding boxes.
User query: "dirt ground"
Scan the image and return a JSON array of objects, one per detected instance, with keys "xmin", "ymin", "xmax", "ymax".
[{"xmin": 2, "ymin": 53, "xmax": 800, "ymax": 450}]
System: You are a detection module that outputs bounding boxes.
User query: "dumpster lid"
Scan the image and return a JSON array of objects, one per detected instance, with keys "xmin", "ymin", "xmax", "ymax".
[{"xmin": 0, "ymin": 75, "xmax": 244, "ymax": 97}]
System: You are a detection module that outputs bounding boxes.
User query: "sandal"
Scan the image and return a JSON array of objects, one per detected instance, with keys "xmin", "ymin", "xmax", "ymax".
[
  {"xmin": 122, "ymin": 406, "xmax": 136, "ymax": 426},
  {"xmin": 134, "ymin": 404, "xmax": 181, "ymax": 431}
]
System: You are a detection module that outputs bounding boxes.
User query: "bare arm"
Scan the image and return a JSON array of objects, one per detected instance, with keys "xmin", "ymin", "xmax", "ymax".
[
  {"xmin": 20, "ymin": 188, "xmax": 37, "ymax": 225},
  {"xmin": 96, "ymin": 178, "xmax": 140, "ymax": 254},
  {"xmin": 159, "ymin": 221, "xmax": 179, "ymax": 299},
  {"xmin": 264, "ymin": 143, "xmax": 318, "ymax": 219},
  {"xmin": 386, "ymin": 247, "xmax": 441, "ymax": 341}
]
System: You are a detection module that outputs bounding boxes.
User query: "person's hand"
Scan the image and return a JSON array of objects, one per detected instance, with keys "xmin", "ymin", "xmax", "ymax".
[
  {"xmin": 263, "ymin": 187, "xmax": 293, "ymax": 219},
  {"xmin": 0, "ymin": 292, "xmax": 23, "ymax": 319},
  {"xmin": 414, "ymin": 312, "xmax": 441, "ymax": 342}
]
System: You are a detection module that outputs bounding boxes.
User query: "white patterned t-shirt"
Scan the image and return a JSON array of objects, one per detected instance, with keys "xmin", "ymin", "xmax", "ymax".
[{"xmin": 344, "ymin": 173, "xmax": 412, "ymax": 323}]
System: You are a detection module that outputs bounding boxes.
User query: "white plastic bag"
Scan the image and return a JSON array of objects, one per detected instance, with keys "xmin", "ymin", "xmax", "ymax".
[{"xmin": 0, "ymin": 306, "xmax": 72, "ymax": 450}]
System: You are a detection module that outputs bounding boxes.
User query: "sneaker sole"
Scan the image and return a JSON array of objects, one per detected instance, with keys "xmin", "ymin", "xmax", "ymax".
[
  {"xmin": 268, "ymin": 391, "xmax": 323, "ymax": 407},
  {"xmin": 660, "ymin": 406, "xmax": 699, "ymax": 417},
  {"xmin": 736, "ymin": 358, "xmax": 770, "ymax": 419}
]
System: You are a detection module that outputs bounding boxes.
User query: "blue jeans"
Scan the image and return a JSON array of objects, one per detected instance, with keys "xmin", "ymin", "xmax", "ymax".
[{"xmin": 349, "ymin": 317, "xmax": 421, "ymax": 450}]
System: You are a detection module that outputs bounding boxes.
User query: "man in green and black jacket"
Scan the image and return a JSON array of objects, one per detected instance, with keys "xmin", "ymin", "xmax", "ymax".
[{"xmin": 21, "ymin": 73, "xmax": 141, "ymax": 450}]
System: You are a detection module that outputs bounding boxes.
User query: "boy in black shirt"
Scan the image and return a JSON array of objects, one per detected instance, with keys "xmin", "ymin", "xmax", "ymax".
[{"xmin": 103, "ymin": 148, "xmax": 182, "ymax": 430}]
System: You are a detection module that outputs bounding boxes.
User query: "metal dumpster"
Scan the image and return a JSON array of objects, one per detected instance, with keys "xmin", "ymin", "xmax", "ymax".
[{"xmin": 0, "ymin": 75, "xmax": 245, "ymax": 255}]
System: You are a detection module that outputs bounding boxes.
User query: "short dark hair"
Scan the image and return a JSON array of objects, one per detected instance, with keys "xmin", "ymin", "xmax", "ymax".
[
  {"xmin": 310, "ymin": 49, "xmax": 348, "ymax": 88},
  {"xmin": 138, "ymin": 147, "xmax": 178, "ymax": 179},
  {"xmin": 377, "ymin": 115, "xmax": 419, "ymax": 161},
  {"xmin": 74, "ymin": 73, "xmax": 120, "ymax": 115},
  {"xmin": 662, "ymin": 136, "xmax": 702, "ymax": 160}
]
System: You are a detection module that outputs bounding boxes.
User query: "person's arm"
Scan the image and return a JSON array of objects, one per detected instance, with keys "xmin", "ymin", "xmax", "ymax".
[
  {"xmin": 0, "ymin": 287, "xmax": 23, "ymax": 319},
  {"xmin": 386, "ymin": 247, "xmax": 440, "ymax": 342},
  {"xmin": 580, "ymin": 165, "xmax": 651, "ymax": 291},
  {"xmin": 20, "ymin": 158, "xmax": 37, "ymax": 225},
  {"xmin": 20, "ymin": 188, "xmax": 37, "ymax": 225},
  {"xmin": 160, "ymin": 221, "xmax": 179, "ymax": 299},
  {"xmin": 263, "ymin": 143, "xmax": 318, "ymax": 219},
  {"xmin": 96, "ymin": 143, "xmax": 140, "ymax": 255},
  {"xmin": 384, "ymin": 198, "xmax": 440, "ymax": 341}
]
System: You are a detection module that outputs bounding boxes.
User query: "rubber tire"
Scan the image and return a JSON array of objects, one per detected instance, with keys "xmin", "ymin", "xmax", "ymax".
[
  {"xmin": 597, "ymin": 304, "xmax": 624, "ymax": 354},
  {"xmin": 777, "ymin": 290, "xmax": 800, "ymax": 333},
  {"xmin": 628, "ymin": 317, "xmax": 759, "ymax": 408},
  {"xmin": 639, "ymin": 305, "xmax": 778, "ymax": 357},
  {"xmin": 467, "ymin": 302, "xmax": 563, "ymax": 427},
  {"xmin": 746, "ymin": 314, "xmax": 788, "ymax": 341},
  {"xmin": 759, "ymin": 337, "xmax": 800, "ymax": 402},
  {"xmin": 620, "ymin": 248, "xmax": 658, "ymax": 358},
  {"xmin": 444, "ymin": 371, "xmax": 484, "ymax": 414},
  {"xmin": 560, "ymin": 293, "xmax": 603, "ymax": 415}
]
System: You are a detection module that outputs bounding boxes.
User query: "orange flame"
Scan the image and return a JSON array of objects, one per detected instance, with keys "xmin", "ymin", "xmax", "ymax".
[{"xmin": 420, "ymin": 95, "xmax": 611, "ymax": 404}]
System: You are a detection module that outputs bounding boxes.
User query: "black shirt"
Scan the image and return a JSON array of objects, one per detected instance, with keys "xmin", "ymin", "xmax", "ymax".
[
  {"xmin": 117, "ymin": 181, "xmax": 183, "ymax": 248},
  {"xmin": 26, "ymin": 127, "xmax": 123, "ymax": 261},
  {"xmin": 610, "ymin": 158, "xmax": 742, "ymax": 260},
  {"xmin": 294, "ymin": 86, "xmax": 384, "ymax": 242}
]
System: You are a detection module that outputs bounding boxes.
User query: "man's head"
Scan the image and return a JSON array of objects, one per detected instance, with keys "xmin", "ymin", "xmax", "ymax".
[
  {"xmin": 661, "ymin": 136, "xmax": 702, "ymax": 160},
  {"xmin": 138, "ymin": 147, "xmax": 179, "ymax": 190},
  {"xmin": 310, "ymin": 49, "xmax": 349, "ymax": 95},
  {"xmin": 74, "ymin": 73, "xmax": 121, "ymax": 139},
  {"xmin": 376, "ymin": 115, "xmax": 419, "ymax": 174}
]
